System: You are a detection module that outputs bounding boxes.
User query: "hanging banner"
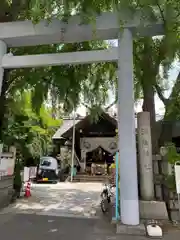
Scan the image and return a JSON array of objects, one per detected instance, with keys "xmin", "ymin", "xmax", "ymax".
[{"xmin": 175, "ymin": 162, "xmax": 180, "ymax": 194}]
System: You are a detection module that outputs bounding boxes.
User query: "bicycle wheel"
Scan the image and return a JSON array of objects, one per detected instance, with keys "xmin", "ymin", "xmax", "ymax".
[{"xmin": 100, "ymin": 198, "xmax": 109, "ymax": 213}]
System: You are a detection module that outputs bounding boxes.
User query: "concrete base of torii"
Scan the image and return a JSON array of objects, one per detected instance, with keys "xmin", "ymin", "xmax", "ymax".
[
  {"xmin": 139, "ymin": 200, "xmax": 168, "ymax": 220},
  {"xmin": 116, "ymin": 221, "xmax": 146, "ymax": 236},
  {"xmin": 116, "ymin": 200, "xmax": 168, "ymax": 235}
]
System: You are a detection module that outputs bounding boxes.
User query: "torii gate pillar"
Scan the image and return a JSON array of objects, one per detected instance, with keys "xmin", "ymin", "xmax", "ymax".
[{"xmin": 117, "ymin": 29, "xmax": 139, "ymax": 225}]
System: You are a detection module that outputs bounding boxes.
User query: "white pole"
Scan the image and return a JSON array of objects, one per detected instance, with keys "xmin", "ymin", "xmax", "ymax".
[
  {"xmin": 70, "ymin": 108, "xmax": 76, "ymax": 182},
  {"xmin": 118, "ymin": 29, "xmax": 139, "ymax": 225}
]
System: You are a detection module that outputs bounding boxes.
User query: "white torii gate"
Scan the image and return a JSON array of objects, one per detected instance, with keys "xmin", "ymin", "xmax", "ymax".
[{"xmin": 0, "ymin": 11, "xmax": 163, "ymax": 226}]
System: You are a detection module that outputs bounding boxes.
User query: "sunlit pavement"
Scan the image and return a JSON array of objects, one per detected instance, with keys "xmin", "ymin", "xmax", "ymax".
[
  {"xmin": 0, "ymin": 182, "xmax": 180, "ymax": 239},
  {"xmin": 0, "ymin": 182, "xmax": 103, "ymax": 218},
  {"xmin": 0, "ymin": 182, "xmax": 117, "ymax": 240}
]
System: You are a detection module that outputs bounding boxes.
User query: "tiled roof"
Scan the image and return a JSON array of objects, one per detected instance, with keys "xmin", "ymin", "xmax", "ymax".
[
  {"xmin": 52, "ymin": 119, "xmax": 81, "ymax": 139},
  {"xmin": 52, "ymin": 111, "xmax": 117, "ymax": 139}
]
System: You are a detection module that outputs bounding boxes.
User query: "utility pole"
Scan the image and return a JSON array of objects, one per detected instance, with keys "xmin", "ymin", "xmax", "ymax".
[{"xmin": 70, "ymin": 108, "xmax": 76, "ymax": 182}]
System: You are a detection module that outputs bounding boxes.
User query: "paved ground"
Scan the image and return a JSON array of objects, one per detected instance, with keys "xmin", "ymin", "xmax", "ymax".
[
  {"xmin": 1, "ymin": 182, "xmax": 103, "ymax": 217},
  {"xmin": 0, "ymin": 182, "xmax": 180, "ymax": 239},
  {"xmin": 0, "ymin": 213, "xmax": 117, "ymax": 240},
  {"xmin": 0, "ymin": 212, "xmax": 180, "ymax": 240}
]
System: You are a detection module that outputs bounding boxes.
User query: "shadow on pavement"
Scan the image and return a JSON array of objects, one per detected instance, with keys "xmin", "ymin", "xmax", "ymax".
[
  {"xmin": 3, "ymin": 183, "xmax": 103, "ymax": 217},
  {"xmin": 0, "ymin": 213, "xmax": 116, "ymax": 240}
]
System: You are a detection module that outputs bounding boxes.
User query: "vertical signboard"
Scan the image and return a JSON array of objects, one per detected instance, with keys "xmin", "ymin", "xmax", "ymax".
[
  {"xmin": 175, "ymin": 162, "xmax": 180, "ymax": 194},
  {"xmin": 137, "ymin": 112, "xmax": 154, "ymax": 200},
  {"xmin": 175, "ymin": 162, "xmax": 180, "ymax": 220},
  {"xmin": 174, "ymin": 161, "xmax": 180, "ymax": 220}
]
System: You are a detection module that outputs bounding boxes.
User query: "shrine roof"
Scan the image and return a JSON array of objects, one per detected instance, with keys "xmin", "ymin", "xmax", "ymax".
[
  {"xmin": 52, "ymin": 119, "xmax": 81, "ymax": 139},
  {"xmin": 52, "ymin": 111, "xmax": 117, "ymax": 139}
]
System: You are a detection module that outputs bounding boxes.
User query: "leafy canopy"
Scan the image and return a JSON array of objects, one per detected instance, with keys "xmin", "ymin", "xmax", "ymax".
[
  {"xmin": 9, "ymin": 42, "xmax": 117, "ymax": 113},
  {"xmin": 1, "ymin": 0, "xmax": 180, "ymax": 116},
  {"xmin": 4, "ymin": 90, "xmax": 62, "ymax": 160}
]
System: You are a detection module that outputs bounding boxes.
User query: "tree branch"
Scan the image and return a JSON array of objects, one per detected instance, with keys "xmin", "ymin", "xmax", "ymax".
[
  {"xmin": 81, "ymin": 103, "xmax": 90, "ymax": 109},
  {"xmin": 168, "ymin": 71, "xmax": 180, "ymax": 101},
  {"xmin": 155, "ymin": 71, "xmax": 180, "ymax": 108},
  {"xmin": 155, "ymin": 0, "xmax": 166, "ymax": 24},
  {"xmin": 163, "ymin": 71, "xmax": 180, "ymax": 119},
  {"xmin": 154, "ymin": 83, "xmax": 168, "ymax": 105},
  {"xmin": 105, "ymin": 98, "xmax": 117, "ymax": 111}
]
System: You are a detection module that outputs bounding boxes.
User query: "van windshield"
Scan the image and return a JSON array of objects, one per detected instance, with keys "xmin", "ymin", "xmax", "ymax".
[{"xmin": 41, "ymin": 160, "xmax": 51, "ymax": 167}]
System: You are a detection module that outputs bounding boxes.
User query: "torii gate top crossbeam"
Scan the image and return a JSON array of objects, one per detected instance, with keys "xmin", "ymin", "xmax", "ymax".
[{"xmin": 0, "ymin": 11, "xmax": 163, "ymax": 47}]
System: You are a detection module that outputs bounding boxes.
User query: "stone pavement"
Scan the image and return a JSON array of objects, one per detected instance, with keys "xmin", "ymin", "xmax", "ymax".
[
  {"xmin": 0, "ymin": 182, "xmax": 180, "ymax": 239},
  {"xmin": 0, "ymin": 212, "xmax": 180, "ymax": 240},
  {"xmin": 1, "ymin": 182, "xmax": 102, "ymax": 217},
  {"xmin": 0, "ymin": 213, "xmax": 115, "ymax": 240}
]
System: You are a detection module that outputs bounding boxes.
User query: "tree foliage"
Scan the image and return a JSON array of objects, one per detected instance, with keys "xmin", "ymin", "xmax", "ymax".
[
  {"xmin": 2, "ymin": 0, "xmax": 179, "ymax": 113},
  {"xmin": 10, "ymin": 42, "xmax": 116, "ymax": 113},
  {"xmin": 0, "ymin": 1, "xmax": 118, "ymax": 140},
  {"xmin": 0, "ymin": 0, "xmax": 180, "ymax": 151},
  {"xmin": 3, "ymin": 90, "xmax": 62, "ymax": 161}
]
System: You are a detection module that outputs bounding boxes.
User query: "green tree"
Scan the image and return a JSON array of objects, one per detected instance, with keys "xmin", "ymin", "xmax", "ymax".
[
  {"xmin": 103, "ymin": 2, "xmax": 180, "ymax": 153},
  {"xmin": 4, "ymin": 90, "xmax": 62, "ymax": 162},
  {"xmin": 1, "ymin": 0, "xmax": 180, "ymax": 151},
  {"xmin": 133, "ymin": 36, "xmax": 180, "ymax": 152},
  {"xmin": 155, "ymin": 71, "xmax": 180, "ymax": 121},
  {"xmin": 0, "ymin": 1, "xmax": 117, "ymax": 140}
]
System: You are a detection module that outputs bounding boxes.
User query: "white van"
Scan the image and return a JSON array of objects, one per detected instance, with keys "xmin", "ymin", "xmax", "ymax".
[{"xmin": 36, "ymin": 156, "xmax": 60, "ymax": 183}]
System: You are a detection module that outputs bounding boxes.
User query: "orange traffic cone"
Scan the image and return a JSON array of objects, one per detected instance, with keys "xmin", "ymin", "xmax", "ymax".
[{"xmin": 24, "ymin": 181, "xmax": 31, "ymax": 198}]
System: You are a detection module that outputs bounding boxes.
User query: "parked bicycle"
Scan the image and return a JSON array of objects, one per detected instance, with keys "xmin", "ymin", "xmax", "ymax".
[{"xmin": 100, "ymin": 183, "xmax": 115, "ymax": 213}]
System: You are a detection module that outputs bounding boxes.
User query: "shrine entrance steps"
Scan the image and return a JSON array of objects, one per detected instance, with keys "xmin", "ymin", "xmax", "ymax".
[{"xmin": 72, "ymin": 174, "xmax": 108, "ymax": 183}]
